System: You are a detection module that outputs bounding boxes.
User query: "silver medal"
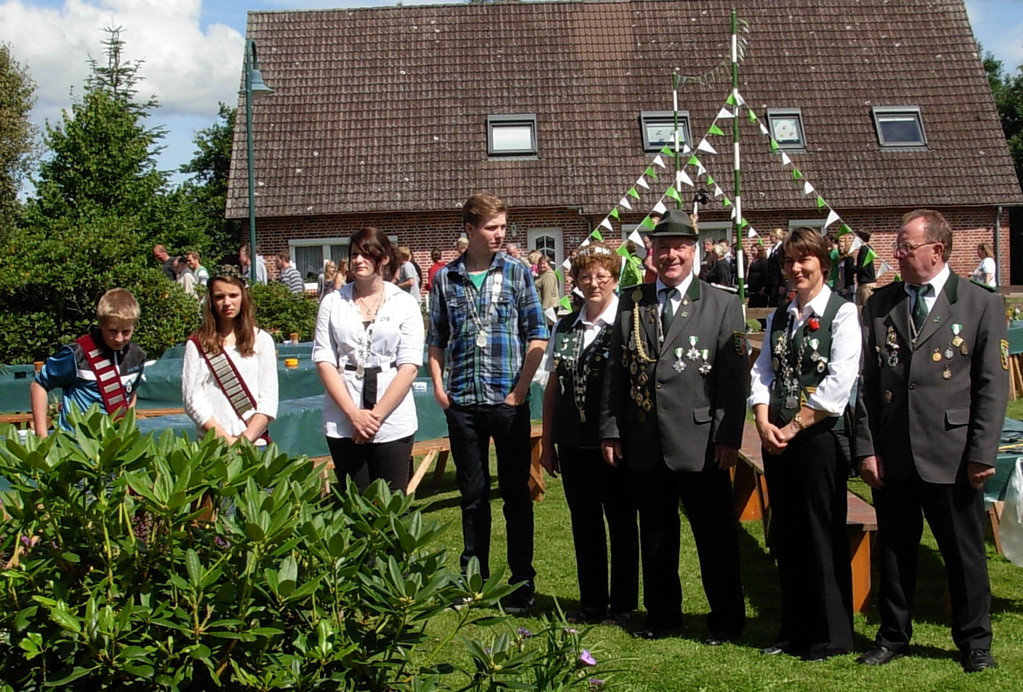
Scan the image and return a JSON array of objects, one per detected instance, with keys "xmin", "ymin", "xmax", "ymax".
[
  {"xmin": 476, "ymin": 332, "xmax": 487, "ymax": 349},
  {"xmin": 355, "ymin": 365, "xmax": 365, "ymax": 380}
]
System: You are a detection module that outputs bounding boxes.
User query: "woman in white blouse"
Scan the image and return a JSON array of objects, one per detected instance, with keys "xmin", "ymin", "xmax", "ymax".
[
  {"xmin": 313, "ymin": 226, "xmax": 424, "ymax": 492},
  {"xmin": 971, "ymin": 242, "xmax": 996, "ymax": 287},
  {"xmin": 749, "ymin": 228, "xmax": 862, "ymax": 661},
  {"xmin": 182, "ymin": 267, "xmax": 279, "ymax": 444}
]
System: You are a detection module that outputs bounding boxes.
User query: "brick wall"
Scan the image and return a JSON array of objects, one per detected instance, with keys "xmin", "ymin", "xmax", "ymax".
[{"xmin": 251, "ymin": 205, "xmax": 1008, "ymax": 287}]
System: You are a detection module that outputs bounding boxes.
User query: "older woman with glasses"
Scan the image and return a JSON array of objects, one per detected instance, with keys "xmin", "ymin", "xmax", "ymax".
[{"xmin": 540, "ymin": 242, "xmax": 639, "ymax": 626}]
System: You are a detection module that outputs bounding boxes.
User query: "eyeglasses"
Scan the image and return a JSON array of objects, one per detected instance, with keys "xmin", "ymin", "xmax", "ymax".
[
  {"xmin": 892, "ymin": 241, "xmax": 938, "ymax": 256},
  {"xmin": 577, "ymin": 274, "xmax": 614, "ymax": 286}
]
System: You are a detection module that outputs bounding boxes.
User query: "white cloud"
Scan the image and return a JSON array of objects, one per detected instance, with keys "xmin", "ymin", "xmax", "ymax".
[
  {"xmin": 0, "ymin": 0, "xmax": 243, "ymax": 124},
  {"xmin": 964, "ymin": 0, "xmax": 1023, "ymax": 71}
]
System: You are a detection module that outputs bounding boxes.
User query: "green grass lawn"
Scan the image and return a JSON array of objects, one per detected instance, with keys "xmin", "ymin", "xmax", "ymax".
[{"xmin": 408, "ymin": 445, "xmax": 1023, "ymax": 690}]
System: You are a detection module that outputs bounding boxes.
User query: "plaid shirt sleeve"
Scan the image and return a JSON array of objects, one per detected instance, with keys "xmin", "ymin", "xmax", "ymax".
[{"xmin": 426, "ymin": 266, "xmax": 451, "ymax": 349}]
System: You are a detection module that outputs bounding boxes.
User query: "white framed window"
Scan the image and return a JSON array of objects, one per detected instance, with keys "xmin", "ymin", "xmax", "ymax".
[
  {"xmin": 767, "ymin": 108, "xmax": 806, "ymax": 149},
  {"xmin": 699, "ymin": 222, "xmax": 733, "ymax": 244},
  {"xmin": 527, "ymin": 228, "xmax": 564, "ymax": 288},
  {"xmin": 488, "ymin": 114, "xmax": 537, "ymax": 156},
  {"xmin": 787, "ymin": 219, "xmax": 828, "ymax": 235},
  {"xmin": 640, "ymin": 111, "xmax": 691, "ymax": 153},
  {"xmin": 289, "ymin": 235, "xmax": 398, "ymax": 282},
  {"xmin": 872, "ymin": 106, "xmax": 927, "ymax": 147}
]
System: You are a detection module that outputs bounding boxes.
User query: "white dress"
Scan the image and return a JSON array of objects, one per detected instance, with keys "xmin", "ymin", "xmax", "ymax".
[
  {"xmin": 312, "ymin": 282, "xmax": 424, "ymax": 442},
  {"xmin": 182, "ymin": 330, "xmax": 280, "ymax": 442}
]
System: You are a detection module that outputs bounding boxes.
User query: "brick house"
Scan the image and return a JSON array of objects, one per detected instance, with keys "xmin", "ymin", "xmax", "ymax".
[{"xmin": 225, "ymin": 0, "xmax": 1022, "ymax": 288}]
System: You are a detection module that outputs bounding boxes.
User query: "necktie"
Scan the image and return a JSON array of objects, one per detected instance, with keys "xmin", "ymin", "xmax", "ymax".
[
  {"xmin": 661, "ymin": 287, "xmax": 680, "ymax": 334},
  {"xmin": 911, "ymin": 284, "xmax": 930, "ymax": 331}
]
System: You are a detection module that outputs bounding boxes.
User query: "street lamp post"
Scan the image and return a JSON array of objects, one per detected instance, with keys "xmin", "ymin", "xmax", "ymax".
[{"xmin": 243, "ymin": 38, "xmax": 273, "ymax": 285}]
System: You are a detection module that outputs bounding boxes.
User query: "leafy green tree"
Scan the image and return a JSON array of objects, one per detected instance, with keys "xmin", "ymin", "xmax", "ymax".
[
  {"xmin": 25, "ymin": 27, "xmax": 167, "ymax": 226},
  {"xmin": 0, "ymin": 43, "xmax": 36, "ymax": 241},
  {"xmin": 178, "ymin": 103, "xmax": 241, "ymax": 262},
  {"xmin": 0, "ymin": 27, "xmax": 206, "ymax": 364},
  {"xmin": 984, "ymin": 50, "xmax": 1023, "ymax": 191}
]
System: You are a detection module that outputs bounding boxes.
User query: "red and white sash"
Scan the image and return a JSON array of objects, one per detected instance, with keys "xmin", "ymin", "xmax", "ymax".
[
  {"xmin": 189, "ymin": 335, "xmax": 270, "ymax": 442},
  {"xmin": 75, "ymin": 334, "xmax": 129, "ymax": 418}
]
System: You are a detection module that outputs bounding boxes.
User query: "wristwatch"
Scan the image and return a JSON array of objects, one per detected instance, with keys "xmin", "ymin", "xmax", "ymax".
[{"xmin": 793, "ymin": 412, "xmax": 808, "ymax": 431}]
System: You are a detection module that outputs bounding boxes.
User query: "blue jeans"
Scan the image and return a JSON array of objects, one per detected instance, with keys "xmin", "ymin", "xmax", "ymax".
[{"xmin": 444, "ymin": 402, "xmax": 535, "ymax": 583}]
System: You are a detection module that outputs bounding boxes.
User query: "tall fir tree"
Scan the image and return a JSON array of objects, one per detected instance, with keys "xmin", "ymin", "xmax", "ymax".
[{"xmin": 26, "ymin": 27, "xmax": 167, "ymax": 224}]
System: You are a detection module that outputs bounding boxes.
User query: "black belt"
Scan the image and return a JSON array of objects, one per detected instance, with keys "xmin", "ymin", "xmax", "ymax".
[
  {"xmin": 343, "ymin": 362, "xmax": 397, "ymax": 374},
  {"xmin": 344, "ymin": 362, "xmax": 398, "ymax": 408}
]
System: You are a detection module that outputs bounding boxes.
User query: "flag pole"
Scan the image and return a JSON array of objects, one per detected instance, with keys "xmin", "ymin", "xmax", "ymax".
[
  {"xmin": 671, "ymin": 72, "xmax": 684, "ymax": 211},
  {"xmin": 731, "ymin": 10, "xmax": 747, "ymax": 307}
]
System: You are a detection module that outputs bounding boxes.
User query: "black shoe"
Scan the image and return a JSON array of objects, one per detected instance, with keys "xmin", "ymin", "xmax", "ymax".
[
  {"xmin": 501, "ymin": 581, "xmax": 535, "ymax": 615},
  {"xmin": 760, "ymin": 642, "xmax": 791, "ymax": 656},
  {"xmin": 703, "ymin": 631, "xmax": 741, "ymax": 646},
  {"xmin": 961, "ymin": 649, "xmax": 996, "ymax": 673},
  {"xmin": 601, "ymin": 610, "xmax": 633, "ymax": 627},
  {"xmin": 801, "ymin": 647, "xmax": 848, "ymax": 662},
  {"xmin": 567, "ymin": 606, "xmax": 605, "ymax": 624},
  {"xmin": 856, "ymin": 645, "xmax": 905, "ymax": 666},
  {"xmin": 632, "ymin": 616, "xmax": 680, "ymax": 640}
]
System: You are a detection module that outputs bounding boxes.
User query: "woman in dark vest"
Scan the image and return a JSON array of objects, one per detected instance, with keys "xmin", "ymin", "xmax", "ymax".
[
  {"xmin": 539, "ymin": 242, "xmax": 639, "ymax": 626},
  {"xmin": 748, "ymin": 227, "xmax": 862, "ymax": 660}
]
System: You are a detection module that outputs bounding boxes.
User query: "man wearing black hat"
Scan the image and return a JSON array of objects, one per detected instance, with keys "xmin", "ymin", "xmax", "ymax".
[{"xmin": 600, "ymin": 209, "xmax": 748, "ymax": 642}]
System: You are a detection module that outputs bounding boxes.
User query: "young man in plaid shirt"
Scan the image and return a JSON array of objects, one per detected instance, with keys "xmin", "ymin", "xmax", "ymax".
[{"xmin": 428, "ymin": 193, "xmax": 549, "ymax": 613}]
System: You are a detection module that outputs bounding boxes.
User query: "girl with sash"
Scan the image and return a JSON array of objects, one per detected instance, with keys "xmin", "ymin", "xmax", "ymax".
[
  {"xmin": 539, "ymin": 242, "xmax": 639, "ymax": 625},
  {"xmin": 182, "ymin": 267, "xmax": 279, "ymax": 445},
  {"xmin": 312, "ymin": 227, "xmax": 424, "ymax": 493},
  {"xmin": 749, "ymin": 227, "xmax": 862, "ymax": 660}
]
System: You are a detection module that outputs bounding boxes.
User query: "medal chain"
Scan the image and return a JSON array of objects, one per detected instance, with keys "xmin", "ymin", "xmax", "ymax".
[
  {"xmin": 353, "ymin": 285, "xmax": 387, "ymax": 367},
  {"xmin": 465, "ymin": 269, "xmax": 503, "ymax": 348},
  {"xmin": 565, "ymin": 323, "xmax": 611, "ymax": 422}
]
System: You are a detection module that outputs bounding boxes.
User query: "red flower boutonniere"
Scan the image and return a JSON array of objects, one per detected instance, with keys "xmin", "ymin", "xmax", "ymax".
[{"xmin": 807, "ymin": 317, "xmax": 820, "ymax": 331}]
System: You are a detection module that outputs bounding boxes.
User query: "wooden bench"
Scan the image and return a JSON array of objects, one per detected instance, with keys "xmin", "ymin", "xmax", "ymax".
[
  {"xmin": 0, "ymin": 408, "xmax": 189, "ymax": 428},
  {"xmin": 733, "ymin": 424, "xmax": 877, "ymax": 613}
]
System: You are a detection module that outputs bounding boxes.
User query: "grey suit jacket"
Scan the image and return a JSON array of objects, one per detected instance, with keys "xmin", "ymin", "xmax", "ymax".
[
  {"xmin": 600, "ymin": 279, "xmax": 748, "ymax": 472},
  {"xmin": 853, "ymin": 272, "xmax": 1008, "ymax": 484}
]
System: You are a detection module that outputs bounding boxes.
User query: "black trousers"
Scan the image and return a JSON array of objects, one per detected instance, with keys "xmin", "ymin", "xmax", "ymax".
[
  {"xmin": 444, "ymin": 403, "xmax": 535, "ymax": 583},
  {"xmin": 763, "ymin": 421, "xmax": 853, "ymax": 655},
  {"xmin": 327, "ymin": 434, "xmax": 414, "ymax": 494},
  {"xmin": 871, "ymin": 471, "xmax": 992, "ymax": 652},
  {"xmin": 560, "ymin": 446, "xmax": 639, "ymax": 615},
  {"xmin": 630, "ymin": 463, "xmax": 745, "ymax": 635}
]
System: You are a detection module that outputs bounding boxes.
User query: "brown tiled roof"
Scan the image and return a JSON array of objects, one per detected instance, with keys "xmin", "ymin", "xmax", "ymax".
[{"xmin": 225, "ymin": 0, "xmax": 1023, "ymax": 220}]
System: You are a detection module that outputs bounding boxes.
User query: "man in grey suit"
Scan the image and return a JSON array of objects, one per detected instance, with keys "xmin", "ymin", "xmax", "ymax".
[
  {"xmin": 600, "ymin": 209, "xmax": 748, "ymax": 642},
  {"xmin": 854, "ymin": 209, "xmax": 1008, "ymax": 673}
]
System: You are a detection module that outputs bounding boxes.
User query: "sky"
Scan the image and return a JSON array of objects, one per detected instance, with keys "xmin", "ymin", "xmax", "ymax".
[{"xmin": 0, "ymin": 0, "xmax": 1021, "ymax": 187}]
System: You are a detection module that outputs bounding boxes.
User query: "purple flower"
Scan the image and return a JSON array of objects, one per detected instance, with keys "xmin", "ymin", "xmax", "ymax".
[
  {"xmin": 578, "ymin": 649, "xmax": 597, "ymax": 667},
  {"xmin": 517, "ymin": 627, "xmax": 534, "ymax": 638},
  {"xmin": 588, "ymin": 679, "xmax": 605, "ymax": 689}
]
